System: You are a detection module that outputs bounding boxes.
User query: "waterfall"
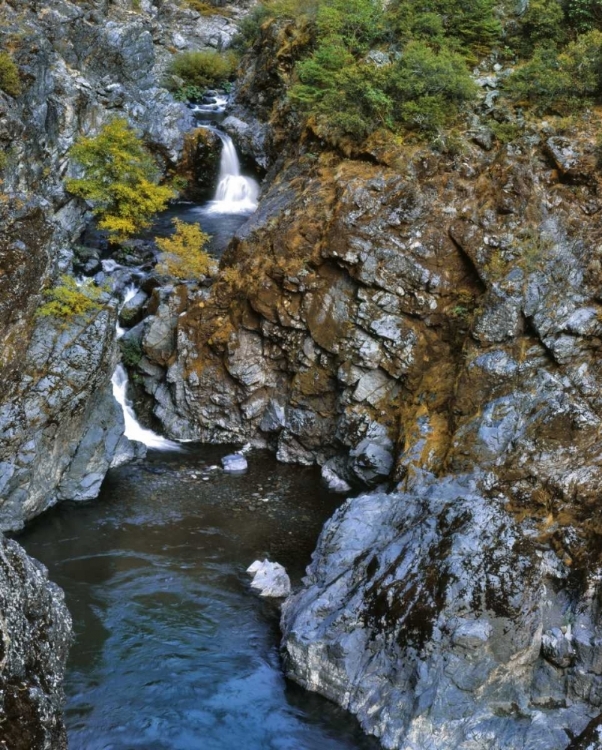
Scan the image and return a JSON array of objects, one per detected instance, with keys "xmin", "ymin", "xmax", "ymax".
[
  {"xmin": 111, "ymin": 365, "xmax": 181, "ymax": 451},
  {"xmin": 205, "ymin": 131, "xmax": 259, "ymax": 215},
  {"xmin": 112, "ymin": 287, "xmax": 182, "ymax": 451}
]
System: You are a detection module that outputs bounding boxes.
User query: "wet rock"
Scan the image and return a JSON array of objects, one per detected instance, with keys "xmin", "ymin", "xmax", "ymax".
[
  {"xmin": 119, "ymin": 290, "xmax": 149, "ymax": 328},
  {"xmin": 0, "ymin": 536, "xmax": 72, "ymax": 749},
  {"xmin": 260, "ymin": 399, "xmax": 286, "ymax": 433},
  {"xmin": 221, "ymin": 453, "xmax": 248, "ymax": 473},
  {"xmin": 247, "ymin": 559, "xmax": 291, "ymax": 598},
  {"xmin": 321, "ymin": 459, "xmax": 352, "ymax": 493},
  {"xmin": 350, "ymin": 437, "xmax": 394, "ymax": 486},
  {"xmin": 281, "ymin": 475, "xmax": 594, "ymax": 749},
  {"xmin": 222, "ymin": 114, "xmax": 270, "ymax": 171},
  {"xmin": 178, "ymin": 127, "xmax": 222, "ymax": 201},
  {"xmin": 0, "ymin": 310, "xmax": 134, "ymax": 531}
]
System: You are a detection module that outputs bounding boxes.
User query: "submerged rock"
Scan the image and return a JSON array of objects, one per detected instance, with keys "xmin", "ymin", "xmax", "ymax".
[
  {"xmin": 221, "ymin": 453, "xmax": 248, "ymax": 473},
  {"xmin": 247, "ymin": 559, "xmax": 291, "ymax": 598}
]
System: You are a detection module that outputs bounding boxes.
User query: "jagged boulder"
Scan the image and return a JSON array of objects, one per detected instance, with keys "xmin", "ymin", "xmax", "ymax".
[
  {"xmin": 281, "ymin": 476, "xmax": 600, "ymax": 750},
  {"xmin": 0, "ymin": 536, "xmax": 72, "ymax": 750}
]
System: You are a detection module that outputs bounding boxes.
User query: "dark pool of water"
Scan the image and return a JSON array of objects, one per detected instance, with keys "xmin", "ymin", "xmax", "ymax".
[
  {"xmin": 145, "ymin": 202, "xmax": 251, "ymax": 256},
  {"xmin": 17, "ymin": 447, "xmax": 379, "ymax": 750}
]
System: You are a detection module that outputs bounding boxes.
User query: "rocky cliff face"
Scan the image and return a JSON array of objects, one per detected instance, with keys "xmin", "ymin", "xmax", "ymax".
[
  {"xmin": 0, "ymin": 1, "xmax": 236, "ymax": 742},
  {"xmin": 125, "ymin": 21, "xmax": 602, "ymax": 749},
  {"xmin": 0, "ymin": 535, "xmax": 72, "ymax": 749},
  {"xmin": 0, "ymin": 0, "xmax": 247, "ymax": 528}
]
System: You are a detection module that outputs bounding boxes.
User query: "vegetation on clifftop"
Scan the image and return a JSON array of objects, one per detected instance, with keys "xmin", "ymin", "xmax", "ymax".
[
  {"xmin": 238, "ymin": 0, "xmax": 602, "ymax": 140},
  {"xmin": 166, "ymin": 50, "xmax": 238, "ymax": 101}
]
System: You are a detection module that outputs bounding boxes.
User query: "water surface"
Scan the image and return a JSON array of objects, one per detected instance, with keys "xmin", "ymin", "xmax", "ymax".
[{"xmin": 18, "ymin": 447, "xmax": 379, "ymax": 750}]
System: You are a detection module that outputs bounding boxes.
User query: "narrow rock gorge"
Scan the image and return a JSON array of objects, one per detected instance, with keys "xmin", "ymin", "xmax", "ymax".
[{"xmin": 3, "ymin": 0, "xmax": 602, "ymax": 748}]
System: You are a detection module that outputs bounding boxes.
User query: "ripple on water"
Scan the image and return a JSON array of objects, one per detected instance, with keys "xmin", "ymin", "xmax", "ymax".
[{"xmin": 17, "ymin": 447, "xmax": 379, "ymax": 750}]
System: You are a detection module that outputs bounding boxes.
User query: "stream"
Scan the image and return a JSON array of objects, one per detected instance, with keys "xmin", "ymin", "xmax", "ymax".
[
  {"xmin": 16, "ymin": 108, "xmax": 379, "ymax": 750},
  {"xmin": 18, "ymin": 448, "xmax": 378, "ymax": 750}
]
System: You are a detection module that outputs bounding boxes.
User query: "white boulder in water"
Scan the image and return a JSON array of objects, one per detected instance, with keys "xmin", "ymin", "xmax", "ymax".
[
  {"xmin": 247, "ymin": 560, "xmax": 291, "ymax": 598},
  {"xmin": 221, "ymin": 453, "xmax": 248, "ymax": 473}
]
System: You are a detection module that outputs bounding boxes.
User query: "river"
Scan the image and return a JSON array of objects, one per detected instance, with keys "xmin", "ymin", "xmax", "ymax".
[
  {"xmin": 15, "ymin": 112, "xmax": 379, "ymax": 750},
  {"xmin": 17, "ymin": 447, "xmax": 378, "ymax": 750}
]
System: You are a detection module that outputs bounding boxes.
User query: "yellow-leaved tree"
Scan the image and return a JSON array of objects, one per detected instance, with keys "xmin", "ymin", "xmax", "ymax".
[
  {"xmin": 155, "ymin": 219, "xmax": 216, "ymax": 280},
  {"xmin": 66, "ymin": 118, "xmax": 175, "ymax": 241}
]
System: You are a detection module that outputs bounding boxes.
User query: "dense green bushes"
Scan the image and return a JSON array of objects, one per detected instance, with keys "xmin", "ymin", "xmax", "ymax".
[
  {"xmin": 0, "ymin": 52, "xmax": 21, "ymax": 97},
  {"xmin": 166, "ymin": 50, "xmax": 238, "ymax": 101},
  {"xmin": 289, "ymin": 0, "xmax": 481, "ymax": 139},
  {"xmin": 508, "ymin": 31, "xmax": 602, "ymax": 112},
  {"xmin": 388, "ymin": 0, "xmax": 501, "ymax": 56},
  {"xmin": 239, "ymin": 0, "xmax": 602, "ymax": 140}
]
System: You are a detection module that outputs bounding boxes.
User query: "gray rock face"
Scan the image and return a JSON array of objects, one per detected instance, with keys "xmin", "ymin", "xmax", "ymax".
[
  {"xmin": 222, "ymin": 113, "xmax": 270, "ymax": 171},
  {"xmin": 0, "ymin": 309, "xmax": 130, "ymax": 531},
  {"xmin": 0, "ymin": 536, "xmax": 72, "ymax": 749},
  {"xmin": 321, "ymin": 460, "xmax": 352, "ymax": 493},
  {"xmin": 119, "ymin": 290, "xmax": 149, "ymax": 328},
  {"xmin": 128, "ymin": 90, "xmax": 602, "ymax": 747},
  {"xmin": 0, "ymin": 0, "xmax": 230, "ymax": 529},
  {"xmin": 281, "ymin": 475, "xmax": 600, "ymax": 750}
]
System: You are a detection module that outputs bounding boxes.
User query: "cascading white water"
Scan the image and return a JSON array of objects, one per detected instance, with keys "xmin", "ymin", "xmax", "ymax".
[
  {"xmin": 115, "ymin": 285, "xmax": 138, "ymax": 340},
  {"xmin": 205, "ymin": 132, "xmax": 259, "ymax": 215},
  {"xmin": 190, "ymin": 94, "xmax": 229, "ymax": 116},
  {"xmin": 111, "ymin": 365, "xmax": 180, "ymax": 451},
  {"xmin": 112, "ymin": 287, "xmax": 182, "ymax": 451}
]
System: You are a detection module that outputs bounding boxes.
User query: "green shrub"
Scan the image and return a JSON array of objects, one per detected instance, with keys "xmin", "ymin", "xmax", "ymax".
[
  {"xmin": 389, "ymin": 41, "xmax": 477, "ymax": 132},
  {"xmin": 0, "ymin": 52, "xmax": 21, "ymax": 97},
  {"xmin": 514, "ymin": 0, "xmax": 566, "ymax": 54},
  {"xmin": 166, "ymin": 50, "xmax": 238, "ymax": 97},
  {"xmin": 120, "ymin": 338, "xmax": 143, "ymax": 368},
  {"xmin": 288, "ymin": 0, "xmax": 482, "ymax": 140},
  {"xmin": 66, "ymin": 118, "xmax": 175, "ymax": 241},
  {"xmin": 566, "ymin": 0, "xmax": 602, "ymax": 33},
  {"xmin": 507, "ymin": 30, "xmax": 602, "ymax": 113},
  {"xmin": 37, "ymin": 275, "xmax": 104, "ymax": 319},
  {"xmin": 389, "ymin": 0, "xmax": 501, "ymax": 55}
]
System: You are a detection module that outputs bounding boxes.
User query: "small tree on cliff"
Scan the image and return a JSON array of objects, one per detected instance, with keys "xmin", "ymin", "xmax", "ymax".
[
  {"xmin": 66, "ymin": 118, "xmax": 175, "ymax": 241},
  {"xmin": 155, "ymin": 219, "xmax": 216, "ymax": 280}
]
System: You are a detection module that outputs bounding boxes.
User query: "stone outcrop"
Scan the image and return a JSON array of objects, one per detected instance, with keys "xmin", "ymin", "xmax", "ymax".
[
  {"xmin": 281, "ymin": 476, "xmax": 601, "ymax": 749},
  {"xmin": 0, "ymin": 536, "xmax": 72, "ymax": 749},
  {"xmin": 0, "ymin": 308, "xmax": 135, "ymax": 531}
]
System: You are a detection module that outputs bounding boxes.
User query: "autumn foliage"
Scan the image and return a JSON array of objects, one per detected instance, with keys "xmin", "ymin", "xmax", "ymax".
[
  {"xmin": 155, "ymin": 219, "xmax": 216, "ymax": 280},
  {"xmin": 66, "ymin": 119, "xmax": 175, "ymax": 241}
]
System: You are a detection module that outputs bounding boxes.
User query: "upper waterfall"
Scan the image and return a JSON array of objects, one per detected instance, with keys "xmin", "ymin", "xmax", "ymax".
[{"xmin": 205, "ymin": 131, "xmax": 259, "ymax": 215}]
